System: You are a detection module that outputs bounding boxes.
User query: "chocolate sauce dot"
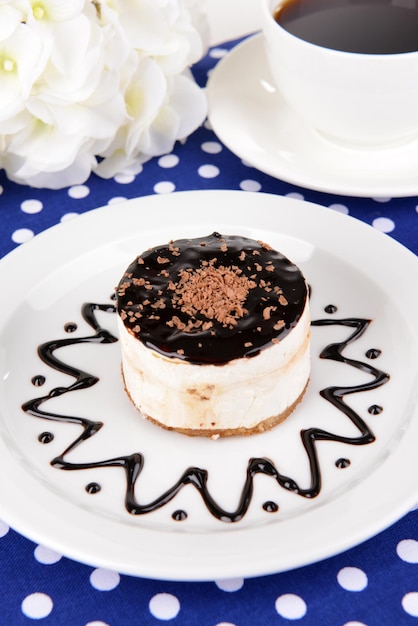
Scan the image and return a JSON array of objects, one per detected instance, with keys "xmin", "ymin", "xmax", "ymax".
[
  {"xmin": 38, "ymin": 431, "xmax": 54, "ymax": 444},
  {"xmin": 366, "ymin": 348, "xmax": 381, "ymax": 359},
  {"xmin": 64, "ymin": 322, "xmax": 77, "ymax": 333},
  {"xmin": 368, "ymin": 404, "xmax": 383, "ymax": 415},
  {"xmin": 172, "ymin": 509, "xmax": 188, "ymax": 521},
  {"xmin": 325, "ymin": 304, "xmax": 337, "ymax": 314},
  {"xmin": 335, "ymin": 458, "xmax": 351, "ymax": 469},
  {"xmin": 263, "ymin": 501, "xmax": 279, "ymax": 513},
  {"xmin": 31, "ymin": 375, "xmax": 46, "ymax": 387},
  {"xmin": 110, "ymin": 292, "xmax": 117, "ymax": 301},
  {"xmin": 86, "ymin": 482, "xmax": 101, "ymax": 494}
]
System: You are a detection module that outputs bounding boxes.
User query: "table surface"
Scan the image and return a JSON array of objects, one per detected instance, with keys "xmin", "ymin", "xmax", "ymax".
[{"xmin": 1, "ymin": 7, "xmax": 418, "ymax": 626}]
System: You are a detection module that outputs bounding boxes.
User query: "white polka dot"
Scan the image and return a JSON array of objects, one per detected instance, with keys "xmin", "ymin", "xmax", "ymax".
[
  {"xmin": 114, "ymin": 173, "xmax": 135, "ymax": 184},
  {"xmin": 34, "ymin": 545, "xmax": 62, "ymax": 565},
  {"xmin": 85, "ymin": 622, "xmax": 110, "ymax": 626},
  {"xmin": 0, "ymin": 519, "xmax": 9, "ymax": 537},
  {"xmin": 372, "ymin": 217, "xmax": 395, "ymax": 233},
  {"xmin": 241, "ymin": 159, "xmax": 253, "ymax": 168},
  {"xmin": 0, "ymin": 185, "xmax": 3, "ymax": 195},
  {"xmin": 154, "ymin": 181, "xmax": 175, "ymax": 194},
  {"xmin": 21, "ymin": 592, "xmax": 53, "ymax": 619},
  {"xmin": 60, "ymin": 212, "xmax": 79, "ymax": 222},
  {"xmin": 215, "ymin": 577, "xmax": 244, "ymax": 592},
  {"xmin": 337, "ymin": 567, "xmax": 368, "ymax": 591},
  {"xmin": 275, "ymin": 593, "xmax": 307, "ymax": 619},
  {"xmin": 12, "ymin": 228, "xmax": 34, "ymax": 244},
  {"xmin": 210, "ymin": 47, "xmax": 228, "ymax": 59},
  {"xmin": 68, "ymin": 184, "xmax": 90, "ymax": 199},
  {"xmin": 198, "ymin": 164, "xmax": 220, "ymax": 178},
  {"xmin": 158, "ymin": 154, "xmax": 179, "ymax": 168},
  {"xmin": 372, "ymin": 196, "xmax": 392, "ymax": 203},
  {"xmin": 201, "ymin": 141, "xmax": 222, "ymax": 154},
  {"xmin": 215, "ymin": 623, "xmax": 236, "ymax": 626},
  {"xmin": 204, "ymin": 119, "xmax": 213, "ymax": 131},
  {"xmin": 89, "ymin": 568, "xmax": 120, "ymax": 591},
  {"xmin": 240, "ymin": 179, "xmax": 261, "ymax": 192},
  {"xmin": 343, "ymin": 622, "xmax": 368, "ymax": 626},
  {"xmin": 403, "ymin": 592, "xmax": 418, "ymax": 617},
  {"xmin": 397, "ymin": 539, "xmax": 418, "ymax": 563},
  {"xmin": 286, "ymin": 192, "xmax": 305, "ymax": 201},
  {"xmin": 108, "ymin": 196, "xmax": 128, "ymax": 205},
  {"xmin": 329, "ymin": 203, "xmax": 349, "ymax": 214},
  {"xmin": 21, "ymin": 199, "xmax": 43, "ymax": 214},
  {"xmin": 149, "ymin": 593, "xmax": 180, "ymax": 620}
]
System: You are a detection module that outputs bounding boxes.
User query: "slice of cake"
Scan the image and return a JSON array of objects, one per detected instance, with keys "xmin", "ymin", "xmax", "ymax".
[{"xmin": 116, "ymin": 232, "xmax": 310, "ymax": 437}]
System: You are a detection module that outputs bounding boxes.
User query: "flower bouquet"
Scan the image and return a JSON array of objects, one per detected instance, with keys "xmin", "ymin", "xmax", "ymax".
[{"xmin": 0, "ymin": 0, "xmax": 208, "ymax": 188}]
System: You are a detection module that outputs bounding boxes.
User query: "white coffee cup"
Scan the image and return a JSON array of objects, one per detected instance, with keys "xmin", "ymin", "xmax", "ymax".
[{"xmin": 261, "ymin": 0, "xmax": 418, "ymax": 148}]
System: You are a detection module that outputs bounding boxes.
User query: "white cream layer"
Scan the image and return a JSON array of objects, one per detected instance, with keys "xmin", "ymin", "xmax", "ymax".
[{"xmin": 118, "ymin": 302, "xmax": 310, "ymax": 434}]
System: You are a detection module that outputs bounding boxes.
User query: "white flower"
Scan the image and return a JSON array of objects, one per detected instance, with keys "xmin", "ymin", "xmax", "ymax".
[
  {"xmin": 26, "ymin": 0, "xmax": 86, "ymax": 23},
  {"xmin": 0, "ymin": 0, "xmax": 208, "ymax": 188},
  {"xmin": 0, "ymin": 21, "xmax": 50, "ymax": 123}
]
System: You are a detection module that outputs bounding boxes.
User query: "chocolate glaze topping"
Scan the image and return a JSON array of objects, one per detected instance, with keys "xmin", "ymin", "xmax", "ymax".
[{"xmin": 117, "ymin": 233, "xmax": 308, "ymax": 364}]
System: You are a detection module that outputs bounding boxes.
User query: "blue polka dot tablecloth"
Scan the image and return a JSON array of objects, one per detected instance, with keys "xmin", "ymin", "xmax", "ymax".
[{"xmin": 1, "ymin": 36, "xmax": 418, "ymax": 626}]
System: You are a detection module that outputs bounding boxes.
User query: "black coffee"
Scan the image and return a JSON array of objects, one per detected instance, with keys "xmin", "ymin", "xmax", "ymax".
[{"xmin": 274, "ymin": 0, "xmax": 418, "ymax": 54}]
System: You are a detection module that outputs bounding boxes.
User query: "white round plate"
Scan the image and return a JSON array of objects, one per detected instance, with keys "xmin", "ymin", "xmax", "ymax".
[
  {"xmin": 207, "ymin": 34, "xmax": 418, "ymax": 198},
  {"xmin": 0, "ymin": 190, "xmax": 417, "ymax": 581}
]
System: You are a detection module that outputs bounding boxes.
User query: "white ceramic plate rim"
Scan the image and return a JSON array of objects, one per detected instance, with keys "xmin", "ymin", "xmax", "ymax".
[
  {"xmin": 0, "ymin": 190, "xmax": 417, "ymax": 581},
  {"xmin": 207, "ymin": 34, "xmax": 418, "ymax": 198}
]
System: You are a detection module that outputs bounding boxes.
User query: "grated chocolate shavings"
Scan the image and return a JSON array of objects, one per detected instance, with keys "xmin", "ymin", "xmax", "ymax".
[
  {"xmin": 167, "ymin": 315, "xmax": 186, "ymax": 330},
  {"xmin": 258, "ymin": 240, "xmax": 273, "ymax": 250},
  {"xmin": 263, "ymin": 306, "xmax": 277, "ymax": 320},
  {"xmin": 151, "ymin": 299, "xmax": 166, "ymax": 309},
  {"xmin": 274, "ymin": 320, "xmax": 285, "ymax": 331},
  {"xmin": 170, "ymin": 261, "xmax": 256, "ymax": 329}
]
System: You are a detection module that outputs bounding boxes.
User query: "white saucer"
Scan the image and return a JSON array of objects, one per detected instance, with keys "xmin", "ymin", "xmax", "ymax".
[{"xmin": 207, "ymin": 34, "xmax": 418, "ymax": 198}]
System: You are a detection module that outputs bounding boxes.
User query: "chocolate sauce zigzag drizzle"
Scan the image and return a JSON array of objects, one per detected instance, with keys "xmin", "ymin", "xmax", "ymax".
[
  {"xmin": 22, "ymin": 303, "xmax": 117, "ymax": 452},
  {"xmin": 22, "ymin": 303, "xmax": 389, "ymax": 522},
  {"xmin": 308, "ymin": 317, "xmax": 389, "ymax": 496}
]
